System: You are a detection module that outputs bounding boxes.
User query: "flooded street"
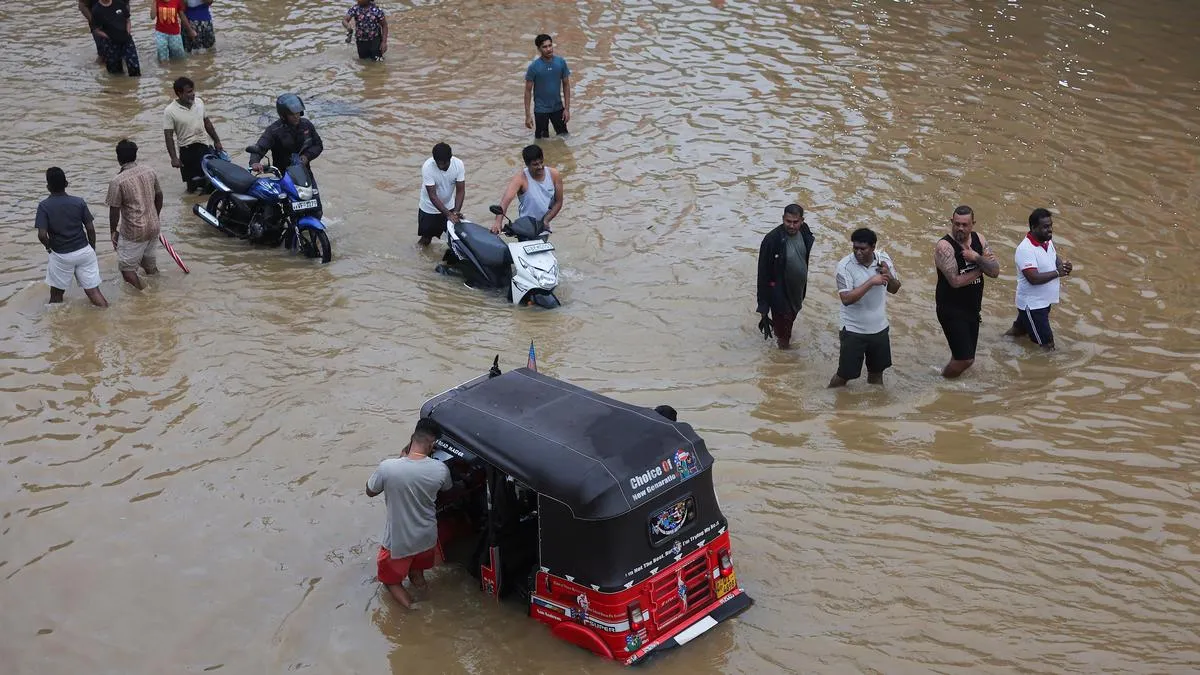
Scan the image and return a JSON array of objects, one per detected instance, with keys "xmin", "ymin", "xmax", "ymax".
[{"xmin": 2, "ymin": 0, "xmax": 1199, "ymax": 672}]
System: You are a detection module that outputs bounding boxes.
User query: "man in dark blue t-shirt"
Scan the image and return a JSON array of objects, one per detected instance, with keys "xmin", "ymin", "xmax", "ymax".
[
  {"xmin": 524, "ymin": 33, "xmax": 572, "ymax": 139},
  {"xmin": 35, "ymin": 168, "xmax": 108, "ymax": 307}
]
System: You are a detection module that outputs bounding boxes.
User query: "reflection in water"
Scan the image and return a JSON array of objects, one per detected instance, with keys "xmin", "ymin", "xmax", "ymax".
[{"xmin": 1, "ymin": 0, "xmax": 1199, "ymax": 674}]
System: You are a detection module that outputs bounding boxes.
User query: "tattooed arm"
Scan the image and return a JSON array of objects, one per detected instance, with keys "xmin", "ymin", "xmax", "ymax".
[
  {"xmin": 934, "ymin": 239, "xmax": 983, "ymax": 288},
  {"xmin": 975, "ymin": 233, "xmax": 1000, "ymax": 278}
]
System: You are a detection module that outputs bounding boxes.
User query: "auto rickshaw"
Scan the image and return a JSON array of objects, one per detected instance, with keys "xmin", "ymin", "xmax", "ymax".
[{"xmin": 420, "ymin": 366, "xmax": 754, "ymax": 665}]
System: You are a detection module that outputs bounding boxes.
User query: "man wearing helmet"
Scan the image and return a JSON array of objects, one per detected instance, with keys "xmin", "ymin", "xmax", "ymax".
[{"xmin": 249, "ymin": 94, "xmax": 324, "ymax": 175}]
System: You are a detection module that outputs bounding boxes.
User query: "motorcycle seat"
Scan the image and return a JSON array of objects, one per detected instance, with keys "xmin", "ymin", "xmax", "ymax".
[
  {"xmin": 206, "ymin": 158, "xmax": 259, "ymax": 194},
  {"xmin": 456, "ymin": 221, "xmax": 509, "ymax": 268}
]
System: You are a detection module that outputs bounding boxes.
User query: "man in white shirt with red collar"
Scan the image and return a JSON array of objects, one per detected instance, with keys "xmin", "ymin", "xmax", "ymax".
[{"xmin": 1006, "ymin": 208, "xmax": 1073, "ymax": 349}]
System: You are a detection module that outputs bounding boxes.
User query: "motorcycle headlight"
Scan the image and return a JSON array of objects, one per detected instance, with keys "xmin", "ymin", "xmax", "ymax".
[{"xmin": 296, "ymin": 185, "xmax": 314, "ymax": 200}]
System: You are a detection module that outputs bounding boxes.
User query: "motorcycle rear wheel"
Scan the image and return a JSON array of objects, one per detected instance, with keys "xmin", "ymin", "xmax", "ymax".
[
  {"xmin": 297, "ymin": 228, "xmax": 332, "ymax": 264},
  {"xmin": 204, "ymin": 192, "xmax": 236, "ymax": 235}
]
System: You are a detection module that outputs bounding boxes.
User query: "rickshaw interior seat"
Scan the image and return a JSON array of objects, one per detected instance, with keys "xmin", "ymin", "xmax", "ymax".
[{"xmin": 465, "ymin": 475, "xmax": 540, "ymax": 598}]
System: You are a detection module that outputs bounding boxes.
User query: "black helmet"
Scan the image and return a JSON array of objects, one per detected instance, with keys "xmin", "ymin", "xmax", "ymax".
[{"xmin": 275, "ymin": 93, "xmax": 305, "ymax": 120}]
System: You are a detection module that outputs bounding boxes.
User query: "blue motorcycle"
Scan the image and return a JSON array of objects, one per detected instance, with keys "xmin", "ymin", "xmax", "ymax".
[{"xmin": 192, "ymin": 145, "xmax": 332, "ymax": 263}]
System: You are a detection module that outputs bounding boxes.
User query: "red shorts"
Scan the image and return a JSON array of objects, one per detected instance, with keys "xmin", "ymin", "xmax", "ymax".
[{"xmin": 376, "ymin": 544, "xmax": 441, "ymax": 586}]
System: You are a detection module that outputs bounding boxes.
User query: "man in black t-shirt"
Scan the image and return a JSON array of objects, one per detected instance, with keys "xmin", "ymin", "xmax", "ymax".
[
  {"xmin": 933, "ymin": 205, "xmax": 1000, "ymax": 378},
  {"xmin": 35, "ymin": 168, "xmax": 108, "ymax": 307},
  {"xmin": 90, "ymin": 0, "xmax": 141, "ymax": 76}
]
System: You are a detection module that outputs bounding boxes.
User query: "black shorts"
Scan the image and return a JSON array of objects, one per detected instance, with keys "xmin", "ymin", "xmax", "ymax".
[
  {"xmin": 356, "ymin": 38, "xmax": 382, "ymax": 60},
  {"xmin": 534, "ymin": 109, "xmax": 567, "ymax": 139},
  {"xmin": 1013, "ymin": 306, "xmax": 1054, "ymax": 346},
  {"xmin": 837, "ymin": 327, "xmax": 892, "ymax": 380},
  {"xmin": 937, "ymin": 307, "xmax": 981, "ymax": 361},
  {"xmin": 418, "ymin": 209, "xmax": 448, "ymax": 238}
]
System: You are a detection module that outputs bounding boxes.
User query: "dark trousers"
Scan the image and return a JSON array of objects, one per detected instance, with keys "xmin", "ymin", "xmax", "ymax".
[
  {"xmin": 534, "ymin": 109, "xmax": 568, "ymax": 138},
  {"xmin": 183, "ymin": 19, "xmax": 215, "ymax": 51},
  {"xmin": 179, "ymin": 143, "xmax": 212, "ymax": 189},
  {"xmin": 770, "ymin": 309, "xmax": 797, "ymax": 349},
  {"xmin": 356, "ymin": 38, "xmax": 382, "ymax": 60},
  {"xmin": 100, "ymin": 38, "xmax": 140, "ymax": 76}
]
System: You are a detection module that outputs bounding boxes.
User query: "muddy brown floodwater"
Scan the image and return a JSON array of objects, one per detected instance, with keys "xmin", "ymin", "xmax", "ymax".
[{"xmin": 2, "ymin": 1, "xmax": 1198, "ymax": 673}]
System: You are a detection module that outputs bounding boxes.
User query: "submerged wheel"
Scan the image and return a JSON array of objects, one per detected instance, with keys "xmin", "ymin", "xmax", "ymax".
[
  {"xmin": 204, "ymin": 192, "xmax": 235, "ymax": 235},
  {"xmin": 297, "ymin": 228, "xmax": 332, "ymax": 263}
]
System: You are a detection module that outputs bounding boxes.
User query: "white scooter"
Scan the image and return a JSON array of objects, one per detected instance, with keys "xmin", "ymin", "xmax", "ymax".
[{"xmin": 435, "ymin": 205, "xmax": 561, "ymax": 308}]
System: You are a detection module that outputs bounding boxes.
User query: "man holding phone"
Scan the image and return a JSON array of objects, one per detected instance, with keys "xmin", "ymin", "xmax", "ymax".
[{"xmin": 829, "ymin": 228, "xmax": 902, "ymax": 387}]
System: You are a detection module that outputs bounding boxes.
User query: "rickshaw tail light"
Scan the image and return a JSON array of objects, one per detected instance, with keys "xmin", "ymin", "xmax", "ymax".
[
  {"xmin": 628, "ymin": 601, "xmax": 644, "ymax": 631},
  {"xmin": 719, "ymin": 550, "xmax": 733, "ymax": 576}
]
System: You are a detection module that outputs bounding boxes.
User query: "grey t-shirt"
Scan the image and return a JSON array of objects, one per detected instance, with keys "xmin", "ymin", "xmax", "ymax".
[
  {"xmin": 35, "ymin": 194, "xmax": 93, "ymax": 254},
  {"xmin": 784, "ymin": 231, "xmax": 809, "ymax": 313},
  {"xmin": 368, "ymin": 456, "xmax": 451, "ymax": 558},
  {"xmin": 835, "ymin": 250, "xmax": 898, "ymax": 334}
]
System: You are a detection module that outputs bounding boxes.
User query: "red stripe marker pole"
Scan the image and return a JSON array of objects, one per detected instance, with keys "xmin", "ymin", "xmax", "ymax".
[{"xmin": 160, "ymin": 233, "xmax": 190, "ymax": 273}]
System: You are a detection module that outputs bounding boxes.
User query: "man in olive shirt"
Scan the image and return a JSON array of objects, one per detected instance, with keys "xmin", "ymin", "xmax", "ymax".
[
  {"xmin": 106, "ymin": 140, "xmax": 163, "ymax": 290},
  {"xmin": 755, "ymin": 204, "xmax": 815, "ymax": 349}
]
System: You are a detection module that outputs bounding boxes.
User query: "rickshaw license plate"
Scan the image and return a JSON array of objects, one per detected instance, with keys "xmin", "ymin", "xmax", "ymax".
[
  {"xmin": 292, "ymin": 199, "xmax": 319, "ymax": 211},
  {"xmin": 715, "ymin": 573, "xmax": 737, "ymax": 598}
]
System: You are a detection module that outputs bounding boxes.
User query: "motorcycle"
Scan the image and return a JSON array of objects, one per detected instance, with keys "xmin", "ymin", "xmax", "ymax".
[
  {"xmin": 434, "ymin": 205, "xmax": 561, "ymax": 308},
  {"xmin": 191, "ymin": 144, "xmax": 332, "ymax": 263}
]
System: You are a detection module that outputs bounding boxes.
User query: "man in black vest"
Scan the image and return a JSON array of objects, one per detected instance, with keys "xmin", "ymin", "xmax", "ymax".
[
  {"xmin": 756, "ymin": 204, "xmax": 815, "ymax": 349},
  {"xmin": 934, "ymin": 205, "xmax": 1000, "ymax": 377}
]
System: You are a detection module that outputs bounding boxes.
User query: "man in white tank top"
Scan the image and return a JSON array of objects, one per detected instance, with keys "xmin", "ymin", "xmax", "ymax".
[{"xmin": 491, "ymin": 144, "xmax": 564, "ymax": 234}]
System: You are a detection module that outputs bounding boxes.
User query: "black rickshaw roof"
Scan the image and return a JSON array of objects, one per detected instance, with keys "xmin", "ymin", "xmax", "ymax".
[{"xmin": 421, "ymin": 368, "xmax": 714, "ymax": 521}]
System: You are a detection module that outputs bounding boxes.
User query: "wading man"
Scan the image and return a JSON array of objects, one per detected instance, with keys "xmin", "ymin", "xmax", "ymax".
[
  {"xmin": 366, "ymin": 419, "xmax": 453, "ymax": 609},
  {"xmin": 829, "ymin": 228, "xmax": 902, "ymax": 387},
  {"xmin": 417, "ymin": 142, "xmax": 465, "ymax": 247},
  {"xmin": 106, "ymin": 140, "xmax": 163, "ymax": 290},
  {"xmin": 491, "ymin": 145, "xmax": 563, "ymax": 233},
  {"xmin": 152, "ymin": 0, "xmax": 195, "ymax": 61},
  {"xmin": 343, "ymin": 0, "xmax": 388, "ymax": 61},
  {"xmin": 164, "ymin": 77, "xmax": 224, "ymax": 193},
  {"xmin": 934, "ymin": 205, "xmax": 999, "ymax": 377},
  {"xmin": 756, "ymin": 204, "xmax": 815, "ymax": 349},
  {"xmin": 182, "ymin": 0, "xmax": 216, "ymax": 52},
  {"xmin": 91, "ymin": 0, "xmax": 141, "ymax": 76},
  {"xmin": 524, "ymin": 34, "xmax": 571, "ymax": 139},
  {"xmin": 1006, "ymin": 208, "xmax": 1072, "ymax": 350},
  {"xmin": 36, "ymin": 168, "xmax": 108, "ymax": 308}
]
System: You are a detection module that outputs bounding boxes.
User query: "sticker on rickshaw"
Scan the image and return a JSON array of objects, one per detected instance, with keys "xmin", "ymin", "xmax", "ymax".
[{"xmin": 672, "ymin": 447, "xmax": 699, "ymax": 478}]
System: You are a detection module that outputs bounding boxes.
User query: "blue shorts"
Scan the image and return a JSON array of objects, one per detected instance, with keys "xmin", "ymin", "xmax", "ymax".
[
  {"xmin": 1013, "ymin": 306, "xmax": 1054, "ymax": 346},
  {"xmin": 155, "ymin": 31, "xmax": 186, "ymax": 60}
]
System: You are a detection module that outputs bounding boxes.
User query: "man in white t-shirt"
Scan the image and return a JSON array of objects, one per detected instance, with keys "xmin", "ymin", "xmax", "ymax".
[
  {"xmin": 829, "ymin": 228, "xmax": 902, "ymax": 387},
  {"xmin": 163, "ymin": 76, "xmax": 223, "ymax": 193},
  {"xmin": 1006, "ymin": 208, "xmax": 1073, "ymax": 349},
  {"xmin": 366, "ymin": 418, "xmax": 453, "ymax": 609},
  {"xmin": 417, "ymin": 143, "xmax": 466, "ymax": 247}
]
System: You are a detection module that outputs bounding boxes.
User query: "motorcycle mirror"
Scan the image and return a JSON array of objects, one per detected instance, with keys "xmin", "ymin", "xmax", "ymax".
[{"xmin": 489, "ymin": 205, "xmax": 503, "ymax": 216}]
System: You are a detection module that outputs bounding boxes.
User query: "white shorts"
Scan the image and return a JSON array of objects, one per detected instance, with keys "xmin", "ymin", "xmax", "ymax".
[
  {"xmin": 117, "ymin": 236, "xmax": 160, "ymax": 273},
  {"xmin": 46, "ymin": 247, "xmax": 102, "ymax": 290}
]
